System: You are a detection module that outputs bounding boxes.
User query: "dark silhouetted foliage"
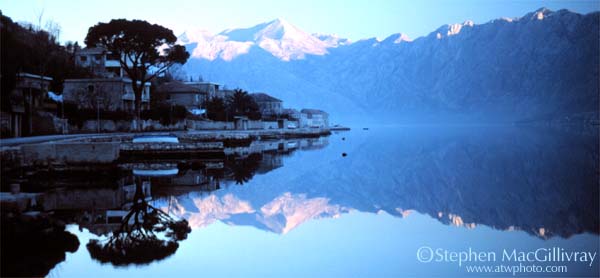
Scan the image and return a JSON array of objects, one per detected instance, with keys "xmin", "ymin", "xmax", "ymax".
[
  {"xmin": 206, "ymin": 97, "xmax": 227, "ymax": 121},
  {"xmin": 85, "ymin": 19, "xmax": 189, "ymax": 128},
  {"xmin": 1, "ymin": 213, "xmax": 80, "ymax": 277},
  {"xmin": 86, "ymin": 182, "xmax": 191, "ymax": 266},
  {"xmin": 1, "ymin": 14, "xmax": 91, "ymax": 112},
  {"xmin": 226, "ymin": 153, "xmax": 263, "ymax": 185},
  {"xmin": 226, "ymin": 89, "xmax": 261, "ymax": 120}
]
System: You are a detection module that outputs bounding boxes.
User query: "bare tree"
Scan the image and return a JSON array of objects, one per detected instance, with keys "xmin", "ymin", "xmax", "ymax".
[{"xmin": 44, "ymin": 19, "xmax": 61, "ymax": 43}]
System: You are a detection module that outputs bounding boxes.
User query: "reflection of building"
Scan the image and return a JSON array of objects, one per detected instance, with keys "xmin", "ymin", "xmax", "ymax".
[
  {"xmin": 55, "ymin": 181, "xmax": 153, "ymax": 237},
  {"xmin": 256, "ymin": 152, "xmax": 283, "ymax": 174},
  {"xmin": 150, "ymin": 162, "xmax": 223, "ymax": 197},
  {"xmin": 1, "ymin": 73, "xmax": 53, "ymax": 137},
  {"xmin": 299, "ymin": 137, "xmax": 329, "ymax": 150},
  {"xmin": 40, "ymin": 181, "xmax": 151, "ymax": 211},
  {"xmin": 63, "ymin": 78, "xmax": 150, "ymax": 111},
  {"xmin": 169, "ymin": 170, "xmax": 220, "ymax": 189}
]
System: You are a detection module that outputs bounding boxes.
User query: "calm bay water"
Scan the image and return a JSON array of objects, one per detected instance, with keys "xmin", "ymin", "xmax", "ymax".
[{"xmin": 7, "ymin": 126, "xmax": 600, "ymax": 277}]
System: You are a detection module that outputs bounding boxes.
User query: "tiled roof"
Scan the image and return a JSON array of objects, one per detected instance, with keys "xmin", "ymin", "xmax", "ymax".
[
  {"xmin": 78, "ymin": 47, "xmax": 108, "ymax": 55},
  {"xmin": 281, "ymin": 108, "xmax": 299, "ymax": 114},
  {"xmin": 301, "ymin": 108, "xmax": 328, "ymax": 115},
  {"xmin": 251, "ymin": 93, "xmax": 282, "ymax": 102},
  {"xmin": 157, "ymin": 81, "xmax": 203, "ymax": 94}
]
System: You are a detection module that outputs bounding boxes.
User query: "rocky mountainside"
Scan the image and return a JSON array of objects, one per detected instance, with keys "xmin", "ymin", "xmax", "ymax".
[{"xmin": 180, "ymin": 8, "xmax": 599, "ymax": 124}]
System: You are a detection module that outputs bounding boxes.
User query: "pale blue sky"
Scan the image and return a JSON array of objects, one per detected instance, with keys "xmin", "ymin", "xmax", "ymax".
[{"xmin": 1, "ymin": 0, "xmax": 598, "ymax": 44}]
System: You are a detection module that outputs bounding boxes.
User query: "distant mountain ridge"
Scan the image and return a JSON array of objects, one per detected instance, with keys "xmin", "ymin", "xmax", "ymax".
[
  {"xmin": 180, "ymin": 8, "xmax": 600, "ymax": 124},
  {"xmin": 179, "ymin": 18, "xmax": 340, "ymax": 61}
]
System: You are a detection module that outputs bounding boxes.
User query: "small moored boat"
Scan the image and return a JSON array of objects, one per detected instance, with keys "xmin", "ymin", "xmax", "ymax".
[
  {"xmin": 132, "ymin": 168, "xmax": 179, "ymax": 177},
  {"xmin": 132, "ymin": 134, "xmax": 179, "ymax": 143}
]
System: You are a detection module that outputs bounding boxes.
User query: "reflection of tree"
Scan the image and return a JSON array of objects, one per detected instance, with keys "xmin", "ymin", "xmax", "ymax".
[
  {"xmin": 227, "ymin": 153, "xmax": 262, "ymax": 185},
  {"xmin": 1, "ymin": 212, "xmax": 79, "ymax": 277},
  {"xmin": 86, "ymin": 181, "xmax": 191, "ymax": 266}
]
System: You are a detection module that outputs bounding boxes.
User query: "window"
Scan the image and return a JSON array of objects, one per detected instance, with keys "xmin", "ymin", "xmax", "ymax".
[
  {"xmin": 88, "ymin": 85, "xmax": 95, "ymax": 93},
  {"xmin": 94, "ymin": 54, "xmax": 102, "ymax": 60},
  {"xmin": 80, "ymin": 56, "xmax": 87, "ymax": 62}
]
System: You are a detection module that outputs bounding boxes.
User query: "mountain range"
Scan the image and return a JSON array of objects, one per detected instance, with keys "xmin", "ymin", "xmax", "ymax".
[{"xmin": 179, "ymin": 8, "xmax": 599, "ymax": 124}]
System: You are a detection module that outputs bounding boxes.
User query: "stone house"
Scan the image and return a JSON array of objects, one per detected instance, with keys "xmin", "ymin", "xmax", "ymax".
[
  {"xmin": 68, "ymin": 46, "xmax": 150, "ymax": 112},
  {"xmin": 75, "ymin": 47, "xmax": 124, "ymax": 78},
  {"xmin": 62, "ymin": 78, "xmax": 150, "ymax": 111},
  {"xmin": 300, "ymin": 108, "xmax": 329, "ymax": 128},
  {"xmin": 1, "ymin": 73, "xmax": 54, "ymax": 137},
  {"xmin": 184, "ymin": 82, "xmax": 220, "ymax": 99},
  {"xmin": 216, "ymin": 89, "xmax": 235, "ymax": 100},
  {"xmin": 251, "ymin": 93, "xmax": 283, "ymax": 118},
  {"xmin": 156, "ymin": 81, "xmax": 206, "ymax": 113},
  {"xmin": 281, "ymin": 108, "xmax": 301, "ymax": 120}
]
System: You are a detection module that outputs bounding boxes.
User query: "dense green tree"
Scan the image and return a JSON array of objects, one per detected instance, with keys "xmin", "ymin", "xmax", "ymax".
[
  {"xmin": 206, "ymin": 97, "xmax": 227, "ymax": 121},
  {"xmin": 84, "ymin": 19, "xmax": 189, "ymax": 129},
  {"xmin": 226, "ymin": 89, "xmax": 261, "ymax": 120},
  {"xmin": 1, "ymin": 14, "xmax": 91, "ymax": 112}
]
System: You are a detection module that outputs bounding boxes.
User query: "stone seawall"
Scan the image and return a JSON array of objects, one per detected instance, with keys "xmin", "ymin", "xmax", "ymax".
[
  {"xmin": 118, "ymin": 142, "xmax": 225, "ymax": 161},
  {"xmin": 20, "ymin": 142, "xmax": 120, "ymax": 166},
  {"xmin": 1, "ymin": 128, "xmax": 333, "ymax": 169}
]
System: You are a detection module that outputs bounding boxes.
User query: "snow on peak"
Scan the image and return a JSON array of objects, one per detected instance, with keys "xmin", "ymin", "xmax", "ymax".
[
  {"xmin": 381, "ymin": 33, "xmax": 412, "ymax": 44},
  {"xmin": 250, "ymin": 18, "xmax": 332, "ymax": 60},
  {"xmin": 178, "ymin": 29, "xmax": 214, "ymax": 44},
  {"xmin": 178, "ymin": 29, "xmax": 252, "ymax": 61},
  {"xmin": 183, "ymin": 18, "xmax": 349, "ymax": 61},
  {"xmin": 313, "ymin": 33, "xmax": 351, "ymax": 47},
  {"xmin": 432, "ymin": 20, "xmax": 475, "ymax": 39},
  {"xmin": 257, "ymin": 18, "xmax": 296, "ymax": 40},
  {"xmin": 218, "ymin": 18, "xmax": 296, "ymax": 42},
  {"xmin": 532, "ymin": 7, "xmax": 552, "ymax": 20}
]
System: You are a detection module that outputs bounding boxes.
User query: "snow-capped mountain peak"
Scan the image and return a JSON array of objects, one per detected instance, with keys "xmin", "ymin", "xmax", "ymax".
[
  {"xmin": 431, "ymin": 20, "xmax": 475, "ymax": 39},
  {"xmin": 381, "ymin": 33, "xmax": 412, "ymax": 44},
  {"xmin": 180, "ymin": 8, "xmax": 598, "ymax": 124},
  {"xmin": 181, "ymin": 18, "xmax": 350, "ymax": 61},
  {"xmin": 219, "ymin": 18, "xmax": 302, "ymax": 41},
  {"xmin": 178, "ymin": 29, "xmax": 214, "ymax": 44},
  {"xmin": 313, "ymin": 33, "xmax": 351, "ymax": 47},
  {"xmin": 255, "ymin": 18, "xmax": 297, "ymax": 40},
  {"xmin": 531, "ymin": 7, "xmax": 552, "ymax": 20}
]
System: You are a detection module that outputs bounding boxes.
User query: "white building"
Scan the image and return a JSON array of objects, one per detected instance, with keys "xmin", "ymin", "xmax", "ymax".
[
  {"xmin": 75, "ymin": 47, "xmax": 124, "ymax": 78},
  {"xmin": 300, "ymin": 108, "xmax": 329, "ymax": 128}
]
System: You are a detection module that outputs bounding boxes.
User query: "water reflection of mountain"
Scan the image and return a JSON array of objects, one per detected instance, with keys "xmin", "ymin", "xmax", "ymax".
[
  {"xmin": 297, "ymin": 127, "xmax": 599, "ymax": 238},
  {"xmin": 5, "ymin": 128, "xmax": 598, "ymax": 272},
  {"xmin": 0, "ymin": 137, "xmax": 333, "ymax": 276},
  {"xmin": 157, "ymin": 127, "xmax": 599, "ymax": 239}
]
